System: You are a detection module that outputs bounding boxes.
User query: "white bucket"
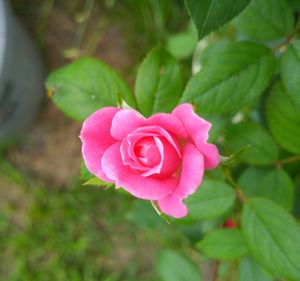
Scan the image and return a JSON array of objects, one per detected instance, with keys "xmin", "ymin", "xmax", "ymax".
[{"xmin": 0, "ymin": 0, "xmax": 45, "ymax": 143}]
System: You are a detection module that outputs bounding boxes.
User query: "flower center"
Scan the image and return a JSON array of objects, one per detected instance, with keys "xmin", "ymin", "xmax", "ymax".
[{"xmin": 134, "ymin": 137, "xmax": 161, "ymax": 167}]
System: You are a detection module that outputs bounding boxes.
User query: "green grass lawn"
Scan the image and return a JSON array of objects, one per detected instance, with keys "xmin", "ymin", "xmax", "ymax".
[{"xmin": 0, "ymin": 160, "xmax": 189, "ymax": 281}]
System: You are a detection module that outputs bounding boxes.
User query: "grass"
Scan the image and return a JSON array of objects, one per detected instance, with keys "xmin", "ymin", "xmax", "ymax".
[
  {"xmin": 0, "ymin": 160, "xmax": 190, "ymax": 281},
  {"xmin": 0, "ymin": 160, "xmax": 141, "ymax": 280}
]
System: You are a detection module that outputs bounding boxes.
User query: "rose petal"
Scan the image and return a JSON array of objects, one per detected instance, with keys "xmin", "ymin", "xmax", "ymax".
[
  {"xmin": 111, "ymin": 109, "xmax": 145, "ymax": 140},
  {"xmin": 121, "ymin": 126, "xmax": 182, "ymax": 173},
  {"xmin": 158, "ymin": 195, "xmax": 188, "ymax": 218},
  {"xmin": 172, "ymin": 103, "xmax": 219, "ymax": 169},
  {"xmin": 134, "ymin": 125, "xmax": 182, "ymax": 158},
  {"xmin": 121, "ymin": 132, "xmax": 160, "ymax": 172},
  {"xmin": 199, "ymin": 143, "xmax": 219, "ymax": 169},
  {"xmin": 80, "ymin": 107, "xmax": 119, "ymax": 182},
  {"xmin": 146, "ymin": 113, "xmax": 187, "ymax": 139},
  {"xmin": 120, "ymin": 139, "xmax": 148, "ymax": 171},
  {"xmin": 158, "ymin": 143, "xmax": 204, "ymax": 218},
  {"xmin": 140, "ymin": 137, "xmax": 164, "ymax": 177},
  {"xmin": 101, "ymin": 142, "xmax": 178, "ymax": 200},
  {"xmin": 172, "ymin": 103, "xmax": 211, "ymax": 143},
  {"xmin": 154, "ymin": 137, "xmax": 181, "ymax": 177}
]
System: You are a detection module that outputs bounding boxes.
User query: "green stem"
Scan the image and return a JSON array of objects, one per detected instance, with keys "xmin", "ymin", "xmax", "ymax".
[
  {"xmin": 211, "ymin": 261, "xmax": 220, "ymax": 281},
  {"xmin": 272, "ymin": 28, "xmax": 300, "ymax": 52},
  {"xmin": 276, "ymin": 154, "xmax": 300, "ymax": 166},
  {"xmin": 223, "ymin": 168, "xmax": 247, "ymax": 203},
  {"xmin": 75, "ymin": 0, "xmax": 95, "ymax": 48},
  {"xmin": 236, "ymin": 188, "xmax": 247, "ymax": 203},
  {"xmin": 272, "ymin": 15, "xmax": 300, "ymax": 52}
]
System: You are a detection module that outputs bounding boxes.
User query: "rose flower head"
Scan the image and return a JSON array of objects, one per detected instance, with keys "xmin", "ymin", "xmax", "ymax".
[{"xmin": 80, "ymin": 103, "xmax": 219, "ymax": 218}]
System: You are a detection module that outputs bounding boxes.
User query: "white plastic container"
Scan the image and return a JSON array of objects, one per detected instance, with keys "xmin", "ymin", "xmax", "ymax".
[{"xmin": 0, "ymin": 0, "xmax": 44, "ymax": 142}]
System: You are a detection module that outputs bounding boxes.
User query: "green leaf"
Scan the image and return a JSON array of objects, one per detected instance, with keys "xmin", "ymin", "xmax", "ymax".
[
  {"xmin": 135, "ymin": 46, "xmax": 184, "ymax": 117},
  {"xmin": 281, "ymin": 40, "xmax": 300, "ymax": 107},
  {"xmin": 239, "ymin": 167, "xmax": 295, "ymax": 210},
  {"xmin": 184, "ymin": 180, "xmax": 236, "ymax": 221},
  {"xmin": 266, "ymin": 82, "xmax": 300, "ymax": 154},
  {"xmin": 234, "ymin": 0, "xmax": 295, "ymax": 40},
  {"xmin": 83, "ymin": 177, "xmax": 113, "ymax": 188},
  {"xmin": 80, "ymin": 162, "xmax": 93, "ymax": 181},
  {"xmin": 238, "ymin": 166, "xmax": 269, "ymax": 195},
  {"xmin": 185, "ymin": 0, "xmax": 251, "ymax": 39},
  {"xmin": 197, "ymin": 40, "xmax": 231, "ymax": 68},
  {"xmin": 238, "ymin": 256, "xmax": 273, "ymax": 281},
  {"xmin": 207, "ymin": 116, "xmax": 228, "ymax": 143},
  {"xmin": 289, "ymin": 0, "xmax": 300, "ymax": 10},
  {"xmin": 260, "ymin": 169, "xmax": 295, "ymax": 210},
  {"xmin": 46, "ymin": 58, "xmax": 136, "ymax": 121},
  {"xmin": 225, "ymin": 122, "xmax": 279, "ymax": 165},
  {"xmin": 242, "ymin": 198, "xmax": 300, "ymax": 280},
  {"xmin": 197, "ymin": 229, "xmax": 248, "ymax": 260},
  {"xmin": 181, "ymin": 42, "xmax": 275, "ymax": 115},
  {"xmin": 156, "ymin": 249, "xmax": 202, "ymax": 281},
  {"xmin": 220, "ymin": 145, "xmax": 252, "ymax": 167},
  {"xmin": 166, "ymin": 23, "xmax": 198, "ymax": 59},
  {"xmin": 126, "ymin": 201, "xmax": 164, "ymax": 229}
]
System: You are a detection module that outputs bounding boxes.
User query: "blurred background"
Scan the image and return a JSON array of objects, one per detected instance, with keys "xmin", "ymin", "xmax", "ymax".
[{"xmin": 0, "ymin": 1, "xmax": 207, "ymax": 280}]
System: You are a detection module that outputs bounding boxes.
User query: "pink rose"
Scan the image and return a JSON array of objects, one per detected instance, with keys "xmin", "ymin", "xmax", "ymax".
[{"xmin": 80, "ymin": 103, "xmax": 219, "ymax": 218}]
